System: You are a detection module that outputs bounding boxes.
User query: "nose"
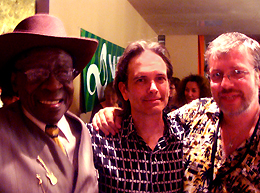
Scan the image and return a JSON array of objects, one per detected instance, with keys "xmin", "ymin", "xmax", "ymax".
[
  {"xmin": 220, "ymin": 74, "xmax": 234, "ymax": 89},
  {"xmin": 187, "ymin": 90, "xmax": 193, "ymax": 97},
  {"xmin": 149, "ymin": 80, "xmax": 159, "ymax": 93},
  {"xmin": 42, "ymin": 73, "xmax": 63, "ymax": 91}
]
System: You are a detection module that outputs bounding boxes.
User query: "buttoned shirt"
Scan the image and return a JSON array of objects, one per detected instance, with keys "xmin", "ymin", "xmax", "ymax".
[
  {"xmin": 88, "ymin": 114, "xmax": 183, "ymax": 193},
  {"xmin": 169, "ymin": 97, "xmax": 260, "ymax": 192}
]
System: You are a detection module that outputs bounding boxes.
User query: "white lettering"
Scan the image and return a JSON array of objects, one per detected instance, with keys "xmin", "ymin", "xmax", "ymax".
[{"xmin": 85, "ymin": 43, "xmax": 120, "ymax": 99}]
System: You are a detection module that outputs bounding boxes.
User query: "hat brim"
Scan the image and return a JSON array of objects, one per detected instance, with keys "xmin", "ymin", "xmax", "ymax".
[{"xmin": 0, "ymin": 32, "xmax": 98, "ymax": 77}]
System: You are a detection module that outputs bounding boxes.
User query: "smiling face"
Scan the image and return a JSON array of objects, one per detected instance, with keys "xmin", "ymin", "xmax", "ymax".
[
  {"xmin": 184, "ymin": 81, "xmax": 200, "ymax": 103},
  {"xmin": 209, "ymin": 47, "xmax": 260, "ymax": 116},
  {"xmin": 12, "ymin": 47, "xmax": 74, "ymax": 124},
  {"xmin": 118, "ymin": 50, "xmax": 169, "ymax": 117}
]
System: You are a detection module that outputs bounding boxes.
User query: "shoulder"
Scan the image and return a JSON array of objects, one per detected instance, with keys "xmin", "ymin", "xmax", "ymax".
[
  {"xmin": 65, "ymin": 111, "xmax": 83, "ymax": 122},
  {"xmin": 86, "ymin": 123, "xmax": 97, "ymax": 136},
  {"xmin": 87, "ymin": 122, "xmax": 119, "ymax": 141},
  {"xmin": 65, "ymin": 111, "xmax": 88, "ymax": 130},
  {"xmin": 0, "ymin": 101, "xmax": 23, "ymax": 127},
  {"xmin": 168, "ymin": 97, "xmax": 217, "ymax": 119},
  {"xmin": 167, "ymin": 97, "xmax": 218, "ymax": 132}
]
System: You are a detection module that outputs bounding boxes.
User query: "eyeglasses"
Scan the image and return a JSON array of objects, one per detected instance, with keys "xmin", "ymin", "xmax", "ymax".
[
  {"xmin": 207, "ymin": 69, "xmax": 250, "ymax": 83},
  {"xmin": 17, "ymin": 68, "xmax": 77, "ymax": 83}
]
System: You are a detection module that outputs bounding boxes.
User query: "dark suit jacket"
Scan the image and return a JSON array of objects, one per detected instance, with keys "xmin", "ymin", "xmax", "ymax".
[{"xmin": 0, "ymin": 101, "xmax": 98, "ymax": 193}]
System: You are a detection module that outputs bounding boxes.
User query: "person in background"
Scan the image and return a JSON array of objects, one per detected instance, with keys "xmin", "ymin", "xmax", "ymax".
[
  {"xmin": 175, "ymin": 74, "xmax": 211, "ymax": 108},
  {"xmin": 89, "ymin": 81, "xmax": 118, "ymax": 122},
  {"xmin": 0, "ymin": 87, "xmax": 3, "ymax": 108},
  {"xmin": 92, "ymin": 32, "xmax": 260, "ymax": 192},
  {"xmin": 88, "ymin": 40, "xmax": 183, "ymax": 192},
  {"xmin": 0, "ymin": 86, "xmax": 19, "ymax": 107},
  {"xmin": 0, "ymin": 14, "xmax": 98, "ymax": 192},
  {"xmin": 165, "ymin": 76, "xmax": 180, "ymax": 113}
]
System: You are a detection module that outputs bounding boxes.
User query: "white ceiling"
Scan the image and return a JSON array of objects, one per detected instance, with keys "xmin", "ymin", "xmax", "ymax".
[{"xmin": 128, "ymin": 0, "xmax": 260, "ymax": 41}]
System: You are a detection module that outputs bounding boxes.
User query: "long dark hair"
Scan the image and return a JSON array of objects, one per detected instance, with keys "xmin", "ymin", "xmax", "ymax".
[
  {"xmin": 114, "ymin": 40, "xmax": 173, "ymax": 118},
  {"xmin": 176, "ymin": 74, "xmax": 211, "ymax": 108}
]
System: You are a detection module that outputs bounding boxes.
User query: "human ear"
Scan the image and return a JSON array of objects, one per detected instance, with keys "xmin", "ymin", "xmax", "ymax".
[{"xmin": 118, "ymin": 82, "xmax": 128, "ymax": 101}]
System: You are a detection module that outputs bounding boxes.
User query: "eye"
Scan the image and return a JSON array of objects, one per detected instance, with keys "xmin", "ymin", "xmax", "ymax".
[
  {"xmin": 25, "ymin": 69, "xmax": 47, "ymax": 76},
  {"xmin": 55, "ymin": 69, "xmax": 74, "ymax": 81},
  {"xmin": 24, "ymin": 69, "xmax": 49, "ymax": 82},
  {"xmin": 231, "ymin": 69, "xmax": 248, "ymax": 79},
  {"xmin": 136, "ymin": 77, "xmax": 145, "ymax": 83},
  {"xmin": 211, "ymin": 72, "xmax": 221, "ymax": 78},
  {"xmin": 209, "ymin": 72, "xmax": 223, "ymax": 81},
  {"xmin": 192, "ymin": 88, "xmax": 198, "ymax": 93},
  {"xmin": 57, "ymin": 70, "xmax": 70, "ymax": 76},
  {"xmin": 234, "ymin": 69, "xmax": 243, "ymax": 75},
  {"xmin": 156, "ymin": 76, "xmax": 166, "ymax": 82}
]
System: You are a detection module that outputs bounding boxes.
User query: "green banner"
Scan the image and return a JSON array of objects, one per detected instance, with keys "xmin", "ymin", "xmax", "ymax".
[{"xmin": 80, "ymin": 29, "xmax": 125, "ymax": 112}]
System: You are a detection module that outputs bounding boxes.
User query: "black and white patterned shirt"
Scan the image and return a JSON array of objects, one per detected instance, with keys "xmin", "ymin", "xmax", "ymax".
[{"xmin": 88, "ymin": 114, "xmax": 184, "ymax": 193}]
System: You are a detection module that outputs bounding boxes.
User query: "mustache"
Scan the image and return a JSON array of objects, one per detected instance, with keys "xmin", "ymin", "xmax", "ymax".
[
  {"xmin": 220, "ymin": 89, "xmax": 235, "ymax": 94},
  {"xmin": 219, "ymin": 88, "xmax": 242, "ymax": 95}
]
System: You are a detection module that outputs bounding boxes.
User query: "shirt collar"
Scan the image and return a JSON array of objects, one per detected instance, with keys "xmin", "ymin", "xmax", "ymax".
[
  {"xmin": 22, "ymin": 107, "xmax": 71, "ymax": 142},
  {"xmin": 201, "ymin": 98, "xmax": 221, "ymax": 122},
  {"xmin": 120, "ymin": 113, "xmax": 179, "ymax": 143}
]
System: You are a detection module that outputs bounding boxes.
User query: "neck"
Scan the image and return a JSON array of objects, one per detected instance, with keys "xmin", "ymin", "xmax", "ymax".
[
  {"xmin": 221, "ymin": 104, "xmax": 260, "ymax": 157},
  {"xmin": 131, "ymin": 112, "xmax": 165, "ymax": 150}
]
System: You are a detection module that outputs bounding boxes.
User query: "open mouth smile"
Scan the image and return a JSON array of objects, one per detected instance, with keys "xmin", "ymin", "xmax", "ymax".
[{"xmin": 40, "ymin": 99, "xmax": 63, "ymax": 105}]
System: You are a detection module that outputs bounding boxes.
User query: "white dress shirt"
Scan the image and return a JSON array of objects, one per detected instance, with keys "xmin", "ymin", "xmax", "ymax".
[{"xmin": 23, "ymin": 108, "xmax": 77, "ymax": 164}]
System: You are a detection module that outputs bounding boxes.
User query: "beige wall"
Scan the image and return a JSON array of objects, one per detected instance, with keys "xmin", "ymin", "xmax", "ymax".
[
  {"xmin": 49, "ymin": 0, "xmax": 157, "ymax": 47},
  {"xmin": 48, "ymin": 0, "xmax": 157, "ymax": 121},
  {"xmin": 166, "ymin": 35, "xmax": 198, "ymax": 79}
]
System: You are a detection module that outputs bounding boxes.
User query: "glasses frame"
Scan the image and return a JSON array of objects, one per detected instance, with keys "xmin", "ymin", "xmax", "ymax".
[
  {"xmin": 207, "ymin": 69, "xmax": 252, "ymax": 83},
  {"xmin": 15, "ymin": 68, "xmax": 77, "ymax": 84}
]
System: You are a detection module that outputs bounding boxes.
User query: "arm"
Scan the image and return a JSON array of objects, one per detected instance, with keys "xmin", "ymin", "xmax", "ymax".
[{"xmin": 92, "ymin": 107, "xmax": 123, "ymax": 135}]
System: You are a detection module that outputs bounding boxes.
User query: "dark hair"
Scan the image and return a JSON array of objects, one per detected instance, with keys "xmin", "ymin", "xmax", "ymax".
[
  {"xmin": 176, "ymin": 74, "xmax": 211, "ymax": 107},
  {"xmin": 103, "ymin": 81, "xmax": 116, "ymax": 99},
  {"xmin": 170, "ymin": 76, "xmax": 180, "ymax": 89},
  {"xmin": 114, "ymin": 40, "xmax": 173, "ymax": 117}
]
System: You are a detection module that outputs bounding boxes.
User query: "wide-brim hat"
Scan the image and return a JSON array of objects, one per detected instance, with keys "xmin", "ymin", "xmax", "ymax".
[{"xmin": 0, "ymin": 13, "xmax": 98, "ymax": 83}]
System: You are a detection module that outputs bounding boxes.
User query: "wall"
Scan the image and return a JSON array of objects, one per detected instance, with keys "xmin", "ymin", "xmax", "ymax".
[
  {"xmin": 49, "ymin": 0, "xmax": 157, "ymax": 48},
  {"xmin": 166, "ymin": 35, "xmax": 198, "ymax": 79},
  {"xmin": 48, "ymin": 0, "xmax": 157, "ymax": 121},
  {"xmin": 0, "ymin": 0, "xmax": 35, "ymax": 34}
]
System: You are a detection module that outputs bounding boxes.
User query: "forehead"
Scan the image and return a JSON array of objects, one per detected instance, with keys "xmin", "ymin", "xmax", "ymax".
[
  {"xmin": 186, "ymin": 81, "xmax": 199, "ymax": 89},
  {"xmin": 208, "ymin": 47, "xmax": 253, "ymax": 70},
  {"xmin": 127, "ymin": 50, "xmax": 167, "ymax": 75},
  {"xmin": 15, "ymin": 47, "xmax": 73, "ymax": 69}
]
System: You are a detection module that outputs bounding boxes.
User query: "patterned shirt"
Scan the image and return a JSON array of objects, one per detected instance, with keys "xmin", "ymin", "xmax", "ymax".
[
  {"xmin": 169, "ymin": 97, "xmax": 260, "ymax": 192},
  {"xmin": 88, "ymin": 114, "xmax": 183, "ymax": 193}
]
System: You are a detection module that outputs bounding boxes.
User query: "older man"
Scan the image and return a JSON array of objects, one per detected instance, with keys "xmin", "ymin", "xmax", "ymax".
[
  {"xmin": 173, "ymin": 32, "xmax": 260, "ymax": 192},
  {"xmin": 0, "ymin": 14, "xmax": 98, "ymax": 192},
  {"xmin": 89, "ymin": 40, "xmax": 183, "ymax": 192},
  {"xmin": 93, "ymin": 32, "xmax": 260, "ymax": 192}
]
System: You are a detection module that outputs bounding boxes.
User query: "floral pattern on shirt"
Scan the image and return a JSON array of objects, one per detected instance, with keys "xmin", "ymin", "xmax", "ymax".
[{"xmin": 169, "ymin": 97, "xmax": 260, "ymax": 193}]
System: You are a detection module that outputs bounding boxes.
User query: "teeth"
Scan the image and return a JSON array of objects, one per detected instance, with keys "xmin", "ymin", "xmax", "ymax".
[{"xmin": 40, "ymin": 100, "xmax": 60, "ymax": 105}]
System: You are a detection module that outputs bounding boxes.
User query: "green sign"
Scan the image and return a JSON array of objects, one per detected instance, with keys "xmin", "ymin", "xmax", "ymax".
[{"xmin": 80, "ymin": 29, "xmax": 125, "ymax": 112}]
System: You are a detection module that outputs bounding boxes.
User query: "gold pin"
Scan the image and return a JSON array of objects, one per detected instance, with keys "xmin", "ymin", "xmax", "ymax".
[
  {"xmin": 36, "ymin": 174, "xmax": 46, "ymax": 193},
  {"xmin": 37, "ymin": 156, "xmax": 58, "ymax": 185},
  {"xmin": 36, "ymin": 174, "xmax": 43, "ymax": 184}
]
